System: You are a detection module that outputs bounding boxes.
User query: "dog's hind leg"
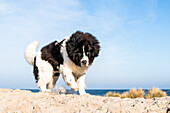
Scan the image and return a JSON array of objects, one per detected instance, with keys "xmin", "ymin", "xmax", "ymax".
[
  {"xmin": 35, "ymin": 51, "xmax": 55, "ymax": 92},
  {"xmin": 36, "ymin": 67, "xmax": 54, "ymax": 92},
  {"xmin": 46, "ymin": 73, "xmax": 60, "ymax": 90},
  {"xmin": 39, "ymin": 85, "xmax": 51, "ymax": 92}
]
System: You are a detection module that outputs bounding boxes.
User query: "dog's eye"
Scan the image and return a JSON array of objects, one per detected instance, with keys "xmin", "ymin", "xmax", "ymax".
[
  {"xmin": 87, "ymin": 52, "xmax": 90, "ymax": 56},
  {"xmin": 77, "ymin": 53, "xmax": 82, "ymax": 56}
]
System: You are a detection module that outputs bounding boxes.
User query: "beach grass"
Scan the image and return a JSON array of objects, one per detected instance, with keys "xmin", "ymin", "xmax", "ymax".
[
  {"xmin": 105, "ymin": 91, "xmax": 121, "ymax": 97},
  {"xmin": 121, "ymin": 88, "xmax": 145, "ymax": 98},
  {"xmin": 105, "ymin": 88, "xmax": 167, "ymax": 99},
  {"xmin": 146, "ymin": 87, "xmax": 167, "ymax": 99}
]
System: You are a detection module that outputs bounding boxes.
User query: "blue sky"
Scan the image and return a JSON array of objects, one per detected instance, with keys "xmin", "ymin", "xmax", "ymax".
[{"xmin": 0, "ymin": 0, "xmax": 169, "ymax": 89}]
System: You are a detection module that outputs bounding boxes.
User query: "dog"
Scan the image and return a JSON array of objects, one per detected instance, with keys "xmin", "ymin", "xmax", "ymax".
[{"xmin": 24, "ymin": 31, "xmax": 100, "ymax": 95}]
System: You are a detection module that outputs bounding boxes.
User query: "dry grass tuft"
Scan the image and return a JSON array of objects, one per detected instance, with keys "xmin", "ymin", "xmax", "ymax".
[
  {"xmin": 146, "ymin": 87, "xmax": 167, "ymax": 99},
  {"xmin": 105, "ymin": 91, "xmax": 121, "ymax": 97},
  {"xmin": 121, "ymin": 88, "xmax": 145, "ymax": 98},
  {"xmin": 105, "ymin": 88, "xmax": 145, "ymax": 98},
  {"xmin": 105, "ymin": 88, "xmax": 166, "ymax": 99},
  {"xmin": 121, "ymin": 91, "xmax": 130, "ymax": 98}
]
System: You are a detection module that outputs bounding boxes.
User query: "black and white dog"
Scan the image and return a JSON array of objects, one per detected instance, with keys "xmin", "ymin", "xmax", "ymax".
[{"xmin": 24, "ymin": 31, "xmax": 100, "ymax": 95}]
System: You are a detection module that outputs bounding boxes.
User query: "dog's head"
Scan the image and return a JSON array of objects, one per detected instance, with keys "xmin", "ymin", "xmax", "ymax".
[{"xmin": 66, "ymin": 31, "xmax": 100, "ymax": 67}]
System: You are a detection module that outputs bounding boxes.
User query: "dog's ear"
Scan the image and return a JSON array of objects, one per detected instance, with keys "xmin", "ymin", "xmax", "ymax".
[
  {"xmin": 66, "ymin": 31, "xmax": 85, "ymax": 66},
  {"xmin": 84, "ymin": 33, "xmax": 100, "ymax": 58},
  {"xmin": 93, "ymin": 42, "xmax": 100, "ymax": 57}
]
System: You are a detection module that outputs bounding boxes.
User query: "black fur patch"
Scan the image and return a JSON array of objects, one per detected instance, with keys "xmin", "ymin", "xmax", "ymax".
[
  {"xmin": 33, "ymin": 57, "xmax": 39, "ymax": 83},
  {"xmin": 66, "ymin": 31, "xmax": 100, "ymax": 66},
  {"xmin": 41, "ymin": 40, "xmax": 64, "ymax": 71},
  {"xmin": 54, "ymin": 72, "xmax": 60, "ymax": 77}
]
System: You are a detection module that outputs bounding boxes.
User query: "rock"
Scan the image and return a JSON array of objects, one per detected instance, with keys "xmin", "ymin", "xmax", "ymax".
[{"xmin": 0, "ymin": 89, "xmax": 169, "ymax": 113}]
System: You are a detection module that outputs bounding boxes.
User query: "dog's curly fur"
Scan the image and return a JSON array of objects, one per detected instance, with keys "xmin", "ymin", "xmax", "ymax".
[
  {"xmin": 66, "ymin": 31, "xmax": 100, "ymax": 66},
  {"xmin": 24, "ymin": 31, "xmax": 100, "ymax": 95}
]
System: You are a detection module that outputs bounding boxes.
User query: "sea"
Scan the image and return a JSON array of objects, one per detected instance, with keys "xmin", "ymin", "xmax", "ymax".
[{"xmin": 23, "ymin": 89, "xmax": 170, "ymax": 96}]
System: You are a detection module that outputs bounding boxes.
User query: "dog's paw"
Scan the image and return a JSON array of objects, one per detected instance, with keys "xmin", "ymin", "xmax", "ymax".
[
  {"xmin": 71, "ymin": 87, "xmax": 79, "ymax": 91},
  {"xmin": 80, "ymin": 93, "xmax": 90, "ymax": 96},
  {"xmin": 70, "ymin": 84, "xmax": 79, "ymax": 91},
  {"xmin": 68, "ymin": 82, "xmax": 78, "ymax": 91},
  {"xmin": 42, "ymin": 89, "xmax": 52, "ymax": 93}
]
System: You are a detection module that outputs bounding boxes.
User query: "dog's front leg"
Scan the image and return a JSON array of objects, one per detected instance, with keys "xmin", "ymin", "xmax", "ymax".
[
  {"xmin": 78, "ymin": 75, "xmax": 88, "ymax": 95},
  {"xmin": 61, "ymin": 68, "xmax": 78, "ymax": 91}
]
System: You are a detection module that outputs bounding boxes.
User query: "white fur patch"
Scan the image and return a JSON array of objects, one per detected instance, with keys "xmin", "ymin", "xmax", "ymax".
[
  {"xmin": 24, "ymin": 41, "xmax": 39, "ymax": 65},
  {"xmin": 35, "ymin": 52, "xmax": 54, "ymax": 92},
  {"xmin": 81, "ymin": 46, "xmax": 89, "ymax": 67}
]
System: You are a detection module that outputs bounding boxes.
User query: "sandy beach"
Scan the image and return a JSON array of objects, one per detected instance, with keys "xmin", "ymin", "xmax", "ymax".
[{"xmin": 0, "ymin": 88, "xmax": 170, "ymax": 113}]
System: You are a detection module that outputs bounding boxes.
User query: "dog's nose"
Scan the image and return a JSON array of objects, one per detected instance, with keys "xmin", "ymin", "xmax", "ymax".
[{"xmin": 82, "ymin": 60, "xmax": 87, "ymax": 65}]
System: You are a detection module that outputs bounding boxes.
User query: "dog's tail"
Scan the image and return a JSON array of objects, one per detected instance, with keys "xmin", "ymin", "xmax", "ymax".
[{"xmin": 24, "ymin": 41, "xmax": 39, "ymax": 65}]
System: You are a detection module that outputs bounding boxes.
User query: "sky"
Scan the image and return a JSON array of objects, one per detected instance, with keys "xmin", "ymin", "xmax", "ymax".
[{"xmin": 0, "ymin": 0, "xmax": 170, "ymax": 89}]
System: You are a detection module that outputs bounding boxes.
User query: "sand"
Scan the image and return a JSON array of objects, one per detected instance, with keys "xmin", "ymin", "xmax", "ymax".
[{"xmin": 0, "ymin": 88, "xmax": 170, "ymax": 113}]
